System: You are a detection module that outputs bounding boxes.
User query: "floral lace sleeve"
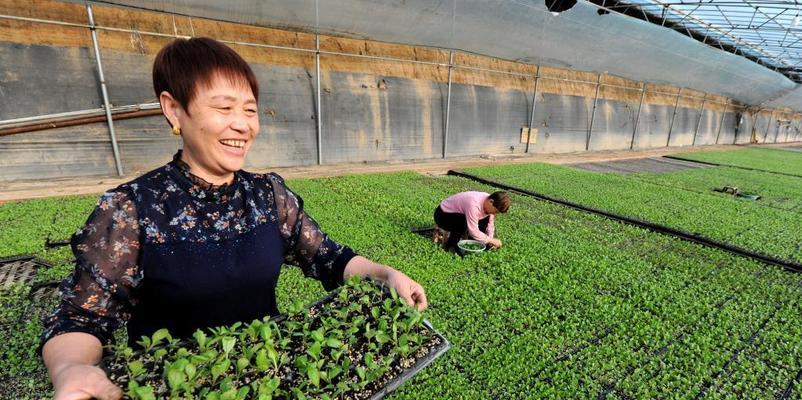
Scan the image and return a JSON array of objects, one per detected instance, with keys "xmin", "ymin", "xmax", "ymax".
[
  {"xmin": 269, "ymin": 173, "xmax": 357, "ymax": 290},
  {"xmin": 40, "ymin": 189, "xmax": 142, "ymax": 350}
]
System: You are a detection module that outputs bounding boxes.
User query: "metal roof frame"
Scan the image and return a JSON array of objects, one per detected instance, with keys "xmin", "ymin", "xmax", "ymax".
[{"xmin": 589, "ymin": 0, "xmax": 802, "ymax": 83}]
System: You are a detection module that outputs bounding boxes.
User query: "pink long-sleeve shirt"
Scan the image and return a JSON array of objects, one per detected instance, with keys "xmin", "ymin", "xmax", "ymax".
[{"xmin": 439, "ymin": 191, "xmax": 495, "ymax": 243}]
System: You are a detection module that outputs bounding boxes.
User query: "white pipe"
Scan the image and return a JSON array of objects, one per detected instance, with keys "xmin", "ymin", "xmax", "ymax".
[
  {"xmin": 586, "ymin": 73, "xmax": 602, "ymax": 151},
  {"xmin": 692, "ymin": 94, "xmax": 707, "ymax": 146},
  {"xmin": 525, "ymin": 66, "xmax": 540, "ymax": 154},
  {"xmin": 443, "ymin": 51, "xmax": 454, "ymax": 159},
  {"xmin": 630, "ymin": 85, "xmax": 646, "ymax": 149},
  {"xmin": 87, "ymin": 3, "xmax": 124, "ymax": 176},
  {"xmin": 315, "ymin": 33, "xmax": 322, "ymax": 165}
]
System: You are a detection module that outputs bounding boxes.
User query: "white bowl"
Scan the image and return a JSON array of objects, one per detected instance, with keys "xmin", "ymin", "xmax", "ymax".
[{"xmin": 457, "ymin": 239, "xmax": 486, "ymax": 254}]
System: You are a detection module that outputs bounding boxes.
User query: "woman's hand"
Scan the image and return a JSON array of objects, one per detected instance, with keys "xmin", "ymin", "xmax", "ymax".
[
  {"xmin": 344, "ymin": 256, "xmax": 428, "ymax": 311},
  {"xmin": 52, "ymin": 364, "xmax": 122, "ymax": 400},
  {"xmin": 44, "ymin": 332, "xmax": 121, "ymax": 400},
  {"xmin": 386, "ymin": 269, "xmax": 428, "ymax": 311},
  {"xmin": 487, "ymin": 238, "xmax": 502, "ymax": 249}
]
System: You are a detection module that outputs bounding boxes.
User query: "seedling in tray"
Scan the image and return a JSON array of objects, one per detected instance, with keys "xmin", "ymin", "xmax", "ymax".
[{"xmin": 102, "ymin": 278, "xmax": 449, "ymax": 400}]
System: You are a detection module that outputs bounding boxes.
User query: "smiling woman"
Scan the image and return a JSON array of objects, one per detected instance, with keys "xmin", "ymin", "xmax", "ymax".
[
  {"xmin": 154, "ymin": 38, "xmax": 260, "ymax": 185},
  {"xmin": 38, "ymin": 37, "xmax": 428, "ymax": 400}
]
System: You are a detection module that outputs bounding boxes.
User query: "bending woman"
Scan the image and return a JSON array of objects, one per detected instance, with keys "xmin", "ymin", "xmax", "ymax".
[
  {"xmin": 40, "ymin": 37, "xmax": 427, "ymax": 400},
  {"xmin": 434, "ymin": 191, "xmax": 510, "ymax": 251}
]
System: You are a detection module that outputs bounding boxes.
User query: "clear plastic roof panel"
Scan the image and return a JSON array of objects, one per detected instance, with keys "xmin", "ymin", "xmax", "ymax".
[{"xmin": 592, "ymin": 0, "xmax": 802, "ymax": 83}]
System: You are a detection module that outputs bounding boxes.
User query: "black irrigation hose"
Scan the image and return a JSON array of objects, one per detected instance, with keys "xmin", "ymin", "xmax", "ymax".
[
  {"xmin": 662, "ymin": 155, "xmax": 802, "ymax": 179},
  {"xmin": 45, "ymin": 239, "xmax": 71, "ymax": 249},
  {"xmin": 0, "ymin": 254, "xmax": 35, "ymax": 264},
  {"xmin": 447, "ymin": 170, "xmax": 802, "ymax": 274}
]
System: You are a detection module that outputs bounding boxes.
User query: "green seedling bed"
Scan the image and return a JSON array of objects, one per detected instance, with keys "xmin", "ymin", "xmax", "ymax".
[{"xmin": 102, "ymin": 278, "xmax": 449, "ymax": 400}]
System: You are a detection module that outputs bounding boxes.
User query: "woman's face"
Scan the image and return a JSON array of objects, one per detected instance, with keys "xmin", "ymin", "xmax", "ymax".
[{"xmin": 170, "ymin": 73, "xmax": 259, "ymax": 182}]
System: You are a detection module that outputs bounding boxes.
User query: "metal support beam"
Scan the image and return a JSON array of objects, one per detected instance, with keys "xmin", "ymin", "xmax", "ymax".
[
  {"xmin": 86, "ymin": 3, "xmax": 123, "ymax": 176},
  {"xmin": 692, "ymin": 94, "xmax": 707, "ymax": 146},
  {"xmin": 793, "ymin": 118, "xmax": 800, "ymax": 142},
  {"xmin": 315, "ymin": 33, "xmax": 322, "ymax": 165},
  {"xmin": 525, "ymin": 66, "xmax": 540, "ymax": 154},
  {"xmin": 586, "ymin": 73, "xmax": 602, "ymax": 151},
  {"xmin": 749, "ymin": 110, "xmax": 761, "ymax": 144},
  {"xmin": 443, "ymin": 51, "xmax": 454, "ymax": 159},
  {"xmin": 630, "ymin": 83, "xmax": 646, "ymax": 150},
  {"xmin": 733, "ymin": 112, "xmax": 743, "ymax": 145},
  {"xmin": 714, "ymin": 100, "xmax": 728, "ymax": 144},
  {"xmin": 794, "ymin": 116, "xmax": 802, "ymax": 142},
  {"xmin": 666, "ymin": 88, "xmax": 682, "ymax": 147},
  {"xmin": 763, "ymin": 110, "xmax": 774, "ymax": 143},
  {"xmin": 774, "ymin": 120, "xmax": 783, "ymax": 143},
  {"xmin": 771, "ymin": 122, "xmax": 778, "ymax": 143},
  {"xmin": 783, "ymin": 123, "xmax": 790, "ymax": 143}
]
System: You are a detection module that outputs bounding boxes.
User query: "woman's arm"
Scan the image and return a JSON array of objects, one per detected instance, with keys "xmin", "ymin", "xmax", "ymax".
[
  {"xmin": 40, "ymin": 189, "xmax": 141, "ymax": 399},
  {"xmin": 43, "ymin": 333, "xmax": 122, "ymax": 400},
  {"xmin": 343, "ymin": 256, "xmax": 428, "ymax": 311},
  {"xmin": 268, "ymin": 174, "xmax": 428, "ymax": 310}
]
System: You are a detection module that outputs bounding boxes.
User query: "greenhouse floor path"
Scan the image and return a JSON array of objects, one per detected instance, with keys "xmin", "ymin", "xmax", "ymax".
[{"xmin": 1, "ymin": 142, "xmax": 799, "ymax": 203}]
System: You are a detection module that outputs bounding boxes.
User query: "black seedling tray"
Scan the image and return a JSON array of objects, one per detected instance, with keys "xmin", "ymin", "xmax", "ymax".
[
  {"xmin": 103, "ymin": 280, "xmax": 450, "ymax": 399},
  {"xmin": 368, "ymin": 319, "xmax": 449, "ymax": 400},
  {"xmin": 0, "ymin": 255, "xmax": 50, "ymax": 287}
]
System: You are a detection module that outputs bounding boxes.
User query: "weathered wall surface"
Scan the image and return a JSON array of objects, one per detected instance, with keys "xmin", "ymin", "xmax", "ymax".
[{"xmin": 1, "ymin": 0, "xmax": 801, "ymax": 182}]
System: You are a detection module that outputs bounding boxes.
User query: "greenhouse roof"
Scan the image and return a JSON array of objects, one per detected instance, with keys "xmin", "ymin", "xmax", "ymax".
[{"xmin": 591, "ymin": 1, "xmax": 802, "ymax": 83}]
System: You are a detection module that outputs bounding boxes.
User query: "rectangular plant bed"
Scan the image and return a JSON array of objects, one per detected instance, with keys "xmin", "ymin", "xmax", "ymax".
[{"xmin": 102, "ymin": 278, "xmax": 450, "ymax": 400}]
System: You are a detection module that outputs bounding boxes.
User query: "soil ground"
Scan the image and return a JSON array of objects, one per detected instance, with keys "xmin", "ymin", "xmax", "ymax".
[{"xmin": 1, "ymin": 142, "xmax": 798, "ymax": 203}]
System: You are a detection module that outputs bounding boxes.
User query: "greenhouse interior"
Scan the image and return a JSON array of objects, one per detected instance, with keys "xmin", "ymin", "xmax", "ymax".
[{"xmin": 2, "ymin": 0, "xmax": 802, "ymax": 398}]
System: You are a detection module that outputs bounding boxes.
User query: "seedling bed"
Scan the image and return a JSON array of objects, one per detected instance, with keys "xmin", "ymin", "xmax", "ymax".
[
  {"xmin": 410, "ymin": 227, "xmax": 435, "ymax": 241},
  {"xmin": 571, "ymin": 157, "xmax": 712, "ymax": 174},
  {"xmin": 448, "ymin": 170, "xmax": 802, "ymax": 273},
  {"xmin": 694, "ymin": 304, "xmax": 783, "ymax": 399},
  {"xmin": 663, "ymin": 155, "xmax": 802, "ymax": 179},
  {"xmin": 102, "ymin": 278, "xmax": 449, "ymax": 400},
  {"xmin": 780, "ymin": 368, "xmax": 802, "ymax": 399}
]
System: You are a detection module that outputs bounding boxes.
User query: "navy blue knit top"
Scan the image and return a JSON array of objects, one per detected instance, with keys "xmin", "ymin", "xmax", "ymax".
[{"xmin": 41, "ymin": 151, "xmax": 357, "ymax": 347}]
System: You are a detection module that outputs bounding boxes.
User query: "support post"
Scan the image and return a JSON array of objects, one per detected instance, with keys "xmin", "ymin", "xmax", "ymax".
[
  {"xmin": 586, "ymin": 73, "xmax": 602, "ymax": 151},
  {"xmin": 763, "ymin": 110, "xmax": 774, "ymax": 143},
  {"xmin": 783, "ymin": 123, "xmax": 790, "ymax": 143},
  {"xmin": 795, "ymin": 118, "xmax": 799, "ymax": 142},
  {"xmin": 714, "ymin": 100, "xmax": 728, "ymax": 144},
  {"xmin": 666, "ymin": 88, "xmax": 682, "ymax": 147},
  {"xmin": 525, "ymin": 65, "xmax": 540, "ymax": 154},
  {"xmin": 443, "ymin": 50, "xmax": 454, "ymax": 159},
  {"xmin": 86, "ymin": 3, "xmax": 123, "ymax": 176},
  {"xmin": 691, "ymin": 94, "xmax": 707, "ymax": 146},
  {"xmin": 315, "ymin": 34, "xmax": 322, "ymax": 165},
  {"xmin": 750, "ymin": 110, "xmax": 761, "ymax": 144},
  {"xmin": 733, "ymin": 110, "xmax": 746, "ymax": 145},
  {"xmin": 774, "ymin": 121, "xmax": 782, "ymax": 143},
  {"xmin": 630, "ymin": 83, "xmax": 646, "ymax": 150}
]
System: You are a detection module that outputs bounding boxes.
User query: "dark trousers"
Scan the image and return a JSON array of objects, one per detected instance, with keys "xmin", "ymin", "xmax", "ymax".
[{"xmin": 434, "ymin": 206, "xmax": 489, "ymax": 249}]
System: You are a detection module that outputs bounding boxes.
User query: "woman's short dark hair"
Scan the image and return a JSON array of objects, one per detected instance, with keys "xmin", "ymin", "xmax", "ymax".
[
  {"xmin": 153, "ymin": 37, "xmax": 259, "ymax": 115},
  {"xmin": 489, "ymin": 191, "xmax": 510, "ymax": 213}
]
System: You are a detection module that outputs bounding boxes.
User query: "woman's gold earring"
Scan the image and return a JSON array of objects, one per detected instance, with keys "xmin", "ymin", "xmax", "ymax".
[{"xmin": 172, "ymin": 126, "xmax": 181, "ymax": 136}]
